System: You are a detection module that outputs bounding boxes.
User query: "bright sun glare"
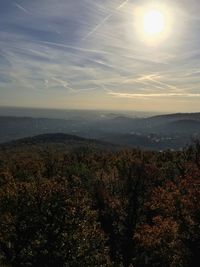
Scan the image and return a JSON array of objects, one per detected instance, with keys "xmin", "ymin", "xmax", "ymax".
[
  {"xmin": 143, "ymin": 10, "xmax": 165, "ymax": 35},
  {"xmin": 134, "ymin": 4, "xmax": 172, "ymax": 44}
]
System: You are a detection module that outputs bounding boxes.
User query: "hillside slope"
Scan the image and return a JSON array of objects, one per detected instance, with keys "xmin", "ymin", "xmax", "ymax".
[{"xmin": 0, "ymin": 133, "xmax": 120, "ymax": 153}]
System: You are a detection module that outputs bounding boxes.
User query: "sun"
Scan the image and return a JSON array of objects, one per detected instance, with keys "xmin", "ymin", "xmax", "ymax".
[
  {"xmin": 143, "ymin": 10, "xmax": 165, "ymax": 35},
  {"xmin": 134, "ymin": 4, "xmax": 172, "ymax": 44}
]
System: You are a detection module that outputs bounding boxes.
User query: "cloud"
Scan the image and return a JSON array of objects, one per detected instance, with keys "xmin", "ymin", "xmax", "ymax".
[
  {"xmin": 14, "ymin": 2, "xmax": 31, "ymax": 15},
  {"xmin": 82, "ymin": 0, "xmax": 129, "ymax": 40},
  {"xmin": 108, "ymin": 91, "xmax": 200, "ymax": 98},
  {"xmin": 0, "ymin": 0, "xmax": 200, "ymax": 111}
]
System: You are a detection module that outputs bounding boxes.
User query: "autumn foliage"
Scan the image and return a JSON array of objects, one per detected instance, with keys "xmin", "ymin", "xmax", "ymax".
[{"xmin": 0, "ymin": 143, "xmax": 199, "ymax": 266}]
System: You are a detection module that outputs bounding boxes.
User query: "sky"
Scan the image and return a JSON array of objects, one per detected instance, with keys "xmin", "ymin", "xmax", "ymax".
[{"xmin": 0, "ymin": 0, "xmax": 200, "ymax": 112}]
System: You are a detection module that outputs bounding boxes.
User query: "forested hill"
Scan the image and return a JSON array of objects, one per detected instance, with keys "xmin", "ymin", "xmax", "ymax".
[
  {"xmin": 0, "ymin": 133, "xmax": 119, "ymax": 152},
  {"xmin": 1, "ymin": 112, "xmax": 200, "ymax": 150},
  {"xmin": 0, "ymin": 137, "xmax": 199, "ymax": 267},
  {"xmin": 150, "ymin": 112, "xmax": 200, "ymax": 121}
]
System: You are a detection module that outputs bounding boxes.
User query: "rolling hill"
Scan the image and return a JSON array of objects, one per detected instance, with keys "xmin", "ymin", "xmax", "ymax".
[
  {"xmin": 0, "ymin": 133, "xmax": 119, "ymax": 153},
  {"xmin": 0, "ymin": 112, "xmax": 200, "ymax": 150}
]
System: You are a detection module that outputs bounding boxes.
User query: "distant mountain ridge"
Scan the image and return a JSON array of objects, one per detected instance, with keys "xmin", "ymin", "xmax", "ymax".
[
  {"xmin": 0, "ymin": 112, "xmax": 200, "ymax": 150},
  {"xmin": 150, "ymin": 112, "xmax": 200, "ymax": 120}
]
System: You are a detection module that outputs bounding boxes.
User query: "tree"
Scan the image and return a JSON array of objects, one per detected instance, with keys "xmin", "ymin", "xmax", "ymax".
[{"xmin": 0, "ymin": 176, "xmax": 111, "ymax": 267}]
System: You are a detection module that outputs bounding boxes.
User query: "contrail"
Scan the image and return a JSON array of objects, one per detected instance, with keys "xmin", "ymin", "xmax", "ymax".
[
  {"xmin": 138, "ymin": 74, "xmax": 182, "ymax": 92},
  {"xmin": 82, "ymin": 0, "xmax": 129, "ymax": 40},
  {"xmin": 117, "ymin": 0, "xmax": 129, "ymax": 10},
  {"xmin": 108, "ymin": 92, "xmax": 200, "ymax": 98},
  {"xmin": 38, "ymin": 40, "xmax": 110, "ymax": 54},
  {"xmin": 14, "ymin": 3, "xmax": 31, "ymax": 14},
  {"xmin": 50, "ymin": 77, "xmax": 76, "ymax": 92},
  {"xmin": 82, "ymin": 14, "xmax": 112, "ymax": 41}
]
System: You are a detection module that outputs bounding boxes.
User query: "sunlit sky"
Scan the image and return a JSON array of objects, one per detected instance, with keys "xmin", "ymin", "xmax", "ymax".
[{"xmin": 0, "ymin": 0, "xmax": 200, "ymax": 112}]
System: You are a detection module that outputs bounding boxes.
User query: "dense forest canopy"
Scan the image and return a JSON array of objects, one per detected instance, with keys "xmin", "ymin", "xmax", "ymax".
[{"xmin": 0, "ymin": 137, "xmax": 199, "ymax": 267}]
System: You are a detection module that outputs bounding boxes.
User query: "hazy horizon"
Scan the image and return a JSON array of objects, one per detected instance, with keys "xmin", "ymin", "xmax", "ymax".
[
  {"xmin": 0, "ymin": 104, "xmax": 200, "ymax": 115},
  {"xmin": 0, "ymin": 105, "xmax": 162, "ymax": 119},
  {"xmin": 1, "ymin": 0, "xmax": 200, "ymax": 112}
]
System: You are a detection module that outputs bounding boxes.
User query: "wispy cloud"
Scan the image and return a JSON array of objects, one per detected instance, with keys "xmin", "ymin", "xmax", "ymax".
[
  {"xmin": 38, "ymin": 41, "xmax": 110, "ymax": 55},
  {"xmin": 14, "ymin": 2, "xmax": 31, "ymax": 15},
  {"xmin": 0, "ymin": 0, "xmax": 200, "ymax": 111},
  {"xmin": 108, "ymin": 92, "xmax": 200, "ymax": 98},
  {"xmin": 82, "ymin": 0, "xmax": 129, "ymax": 40},
  {"xmin": 82, "ymin": 14, "xmax": 113, "ymax": 41}
]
